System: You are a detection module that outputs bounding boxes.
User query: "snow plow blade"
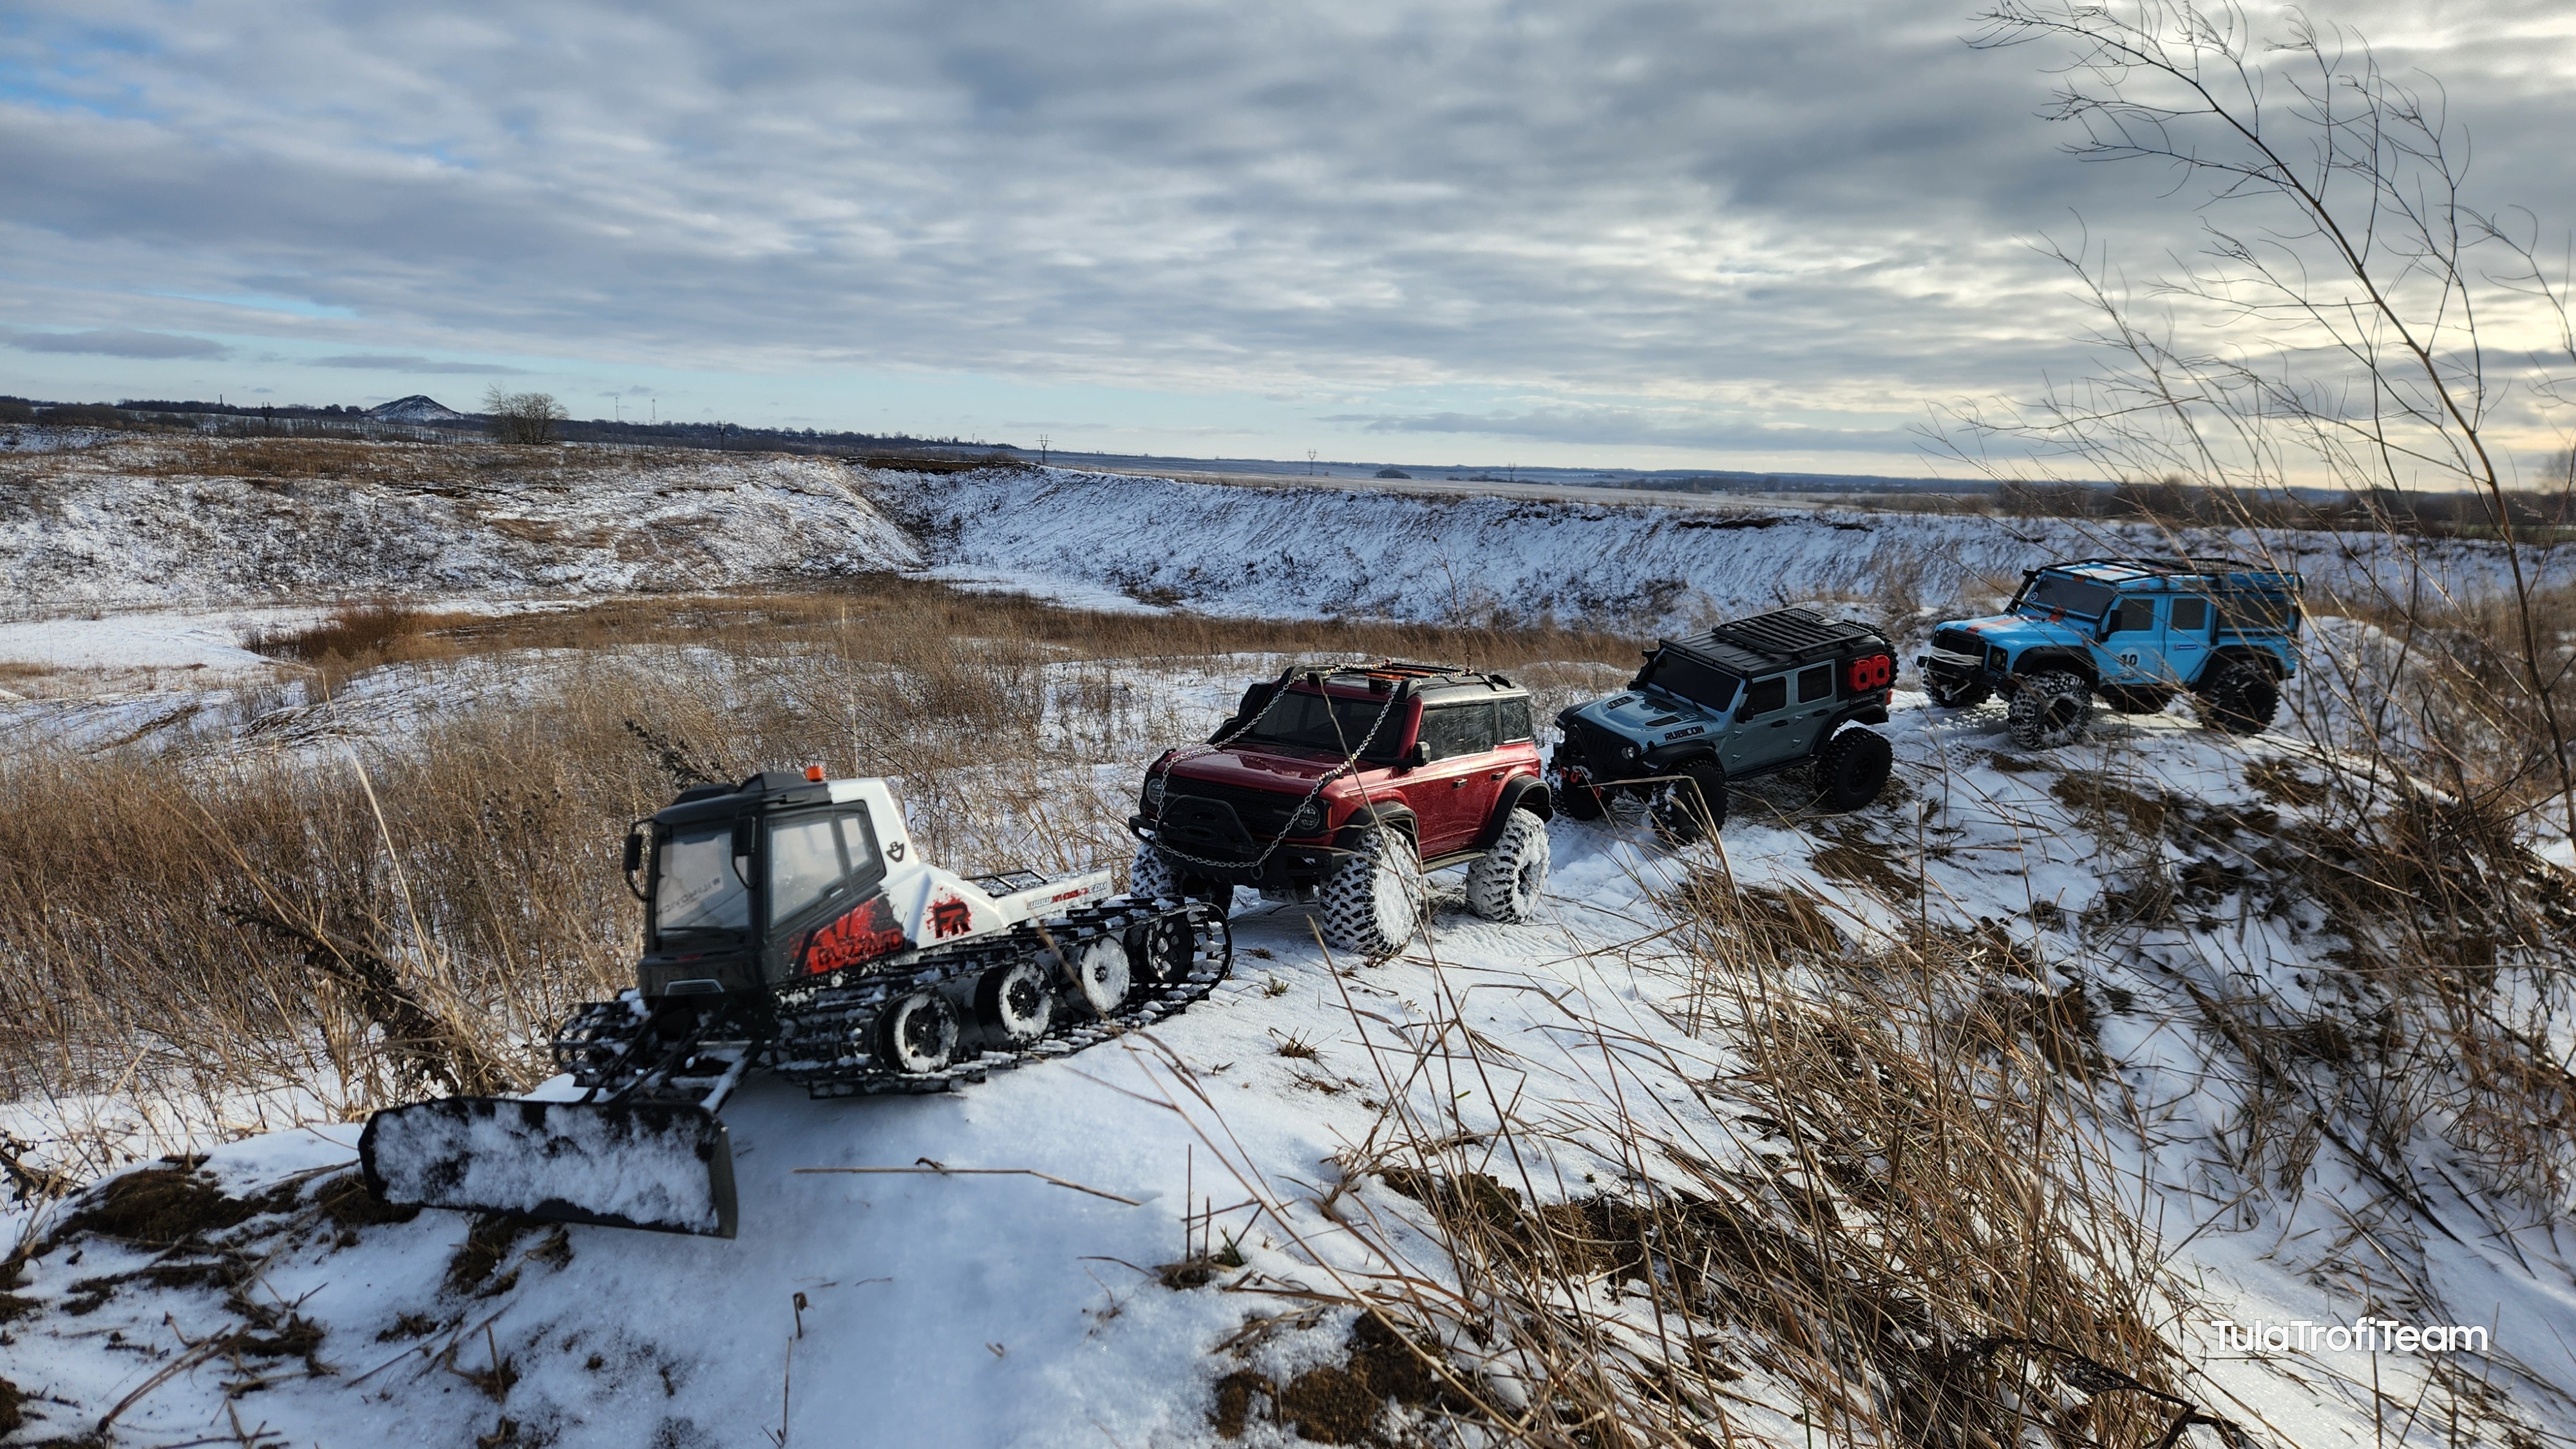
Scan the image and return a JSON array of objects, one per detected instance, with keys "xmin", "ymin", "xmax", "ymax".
[{"xmin": 359, "ymin": 1097, "xmax": 739, "ymax": 1238}]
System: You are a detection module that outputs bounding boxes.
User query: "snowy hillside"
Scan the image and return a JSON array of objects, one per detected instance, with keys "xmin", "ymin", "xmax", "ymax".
[
  {"xmin": 884, "ymin": 466, "xmax": 2574, "ymax": 635},
  {"xmin": 6, "ymin": 697, "xmax": 2572, "ymax": 1448},
  {"xmin": 0, "ymin": 439, "xmax": 916, "ymax": 610},
  {"xmin": 366, "ymin": 396, "xmax": 471, "ymax": 424}
]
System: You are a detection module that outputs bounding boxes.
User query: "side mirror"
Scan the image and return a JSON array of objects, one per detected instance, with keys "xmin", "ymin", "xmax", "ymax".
[
  {"xmin": 731, "ymin": 816, "xmax": 756, "ymax": 858},
  {"xmin": 1406, "ymin": 741, "xmax": 1432, "ymax": 768},
  {"xmin": 623, "ymin": 830, "xmax": 645, "ymax": 873}
]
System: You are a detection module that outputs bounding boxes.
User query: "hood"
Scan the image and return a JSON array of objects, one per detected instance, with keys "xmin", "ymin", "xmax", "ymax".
[
  {"xmin": 1950, "ymin": 611, "xmax": 2088, "ymax": 647},
  {"xmin": 1164, "ymin": 746, "xmax": 1349, "ymax": 792}
]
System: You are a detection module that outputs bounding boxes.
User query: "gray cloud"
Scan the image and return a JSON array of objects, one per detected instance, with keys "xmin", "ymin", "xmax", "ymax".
[
  {"xmin": 306, "ymin": 354, "xmax": 524, "ymax": 374},
  {"xmin": 0, "ymin": 1, "xmax": 2568, "ymax": 458},
  {"xmin": 8, "ymin": 327, "xmax": 229, "ymax": 359}
]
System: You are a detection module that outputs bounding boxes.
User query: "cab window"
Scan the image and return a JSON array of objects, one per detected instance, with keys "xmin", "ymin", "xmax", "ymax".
[
  {"xmin": 1417, "ymin": 701, "xmax": 1496, "ymax": 761},
  {"xmin": 2110, "ymin": 597, "xmax": 2157, "ymax": 633},
  {"xmin": 2170, "ymin": 597, "xmax": 2210, "ymax": 632},
  {"xmin": 767, "ymin": 807, "xmax": 885, "ymax": 925},
  {"xmin": 1796, "ymin": 665, "xmax": 1834, "ymax": 703},
  {"xmin": 1740, "ymin": 676, "xmax": 1790, "ymax": 719},
  {"xmin": 1496, "ymin": 696, "xmax": 1533, "ymax": 743}
]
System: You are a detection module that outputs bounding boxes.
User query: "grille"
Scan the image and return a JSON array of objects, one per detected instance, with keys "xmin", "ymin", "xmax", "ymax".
[
  {"xmin": 1167, "ymin": 779, "xmax": 1307, "ymax": 837},
  {"xmin": 1562, "ymin": 717, "xmax": 1632, "ymax": 774},
  {"xmin": 1931, "ymin": 627, "xmax": 1984, "ymax": 656}
]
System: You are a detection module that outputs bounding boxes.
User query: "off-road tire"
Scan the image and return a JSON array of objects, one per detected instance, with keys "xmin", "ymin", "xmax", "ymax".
[
  {"xmin": 1554, "ymin": 772, "xmax": 1607, "ymax": 821},
  {"xmin": 1321, "ymin": 828, "xmax": 1425, "ymax": 956},
  {"xmin": 1649, "ymin": 759, "xmax": 1728, "ymax": 844},
  {"xmin": 1464, "ymin": 810, "xmax": 1550, "ymax": 923},
  {"xmin": 878, "ymin": 990, "xmax": 961, "ymax": 1074},
  {"xmin": 1814, "ymin": 728, "xmax": 1893, "ymax": 811},
  {"xmin": 1926, "ymin": 674, "xmax": 1993, "ymax": 710},
  {"xmin": 2006, "ymin": 671, "xmax": 2092, "ymax": 750},
  {"xmin": 1128, "ymin": 843, "xmax": 1182, "ymax": 902},
  {"xmin": 2196, "ymin": 658, "xmax": 2280, "ymax": 735}
]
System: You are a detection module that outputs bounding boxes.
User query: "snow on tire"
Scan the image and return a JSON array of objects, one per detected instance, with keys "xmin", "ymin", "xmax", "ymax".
[
  {"xmin": 1128, "ymin": 842, "xmax": 1182, "ymax": 902},
  {"xmin": 1070, "ymin": 937, "xmax": 1133, "ymax": 1016},
  {"xmin": 1321, "ymin": 828, "xmax": 1425, "ymax": 956},
  {"xmin": 2196, "ymin": 659, "xmax": 2280, "ymax": 735},
  {"xmin": 1464, "ymin": 810, "xmax": 1550, "ymax": 923},
  {"xmin": 1814, "ymin": 728, "xmax": 1893, "ymax": 811},
  {"xmin": 2005, "ymin": 670, "xmax": 2092, "ymax": 750}
]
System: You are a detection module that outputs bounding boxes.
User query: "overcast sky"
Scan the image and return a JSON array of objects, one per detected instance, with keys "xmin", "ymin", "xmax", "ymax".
[{"xmin": 3, "ymin": 1, "xmax": 2571, "ymax": 473}]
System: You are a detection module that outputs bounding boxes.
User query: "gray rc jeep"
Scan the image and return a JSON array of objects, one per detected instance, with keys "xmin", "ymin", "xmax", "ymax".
[{"xmin": 1548, "ymin": 607, "xmax": 1899, "ymax": 840}]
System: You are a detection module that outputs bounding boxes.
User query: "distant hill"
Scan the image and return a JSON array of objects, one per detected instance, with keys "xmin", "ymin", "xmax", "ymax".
[{"xmin": 364, "ymin": 394, "xmax": 469, "ymax": 423}]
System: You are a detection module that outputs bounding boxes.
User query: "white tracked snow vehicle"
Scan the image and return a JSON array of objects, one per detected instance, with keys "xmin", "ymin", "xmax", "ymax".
[{"xmin": 360, "ymin": 770, "xmax": 1229, "ymax": 1238}]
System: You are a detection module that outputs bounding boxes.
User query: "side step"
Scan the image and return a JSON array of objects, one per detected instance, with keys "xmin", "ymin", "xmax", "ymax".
[{"xmin": 359, "ymin": 1097, "xmax": 740, "ymax": 1238}]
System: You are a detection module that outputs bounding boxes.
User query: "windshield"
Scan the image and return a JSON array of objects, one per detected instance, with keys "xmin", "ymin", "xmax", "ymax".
[
  {"xmin": 2021, "ymin": 573, "xmax": 2116, "ymax": 620},
  {"xmin": 1233, "ymin": 688, "xmax": 1408, "ymax": 761},
  {"xmin": 656, "ymin": 823, "xmax": 748, "ymax": 937},
  {"xmin": 1635, "ymin": 650, "xmax": 1742, "ymax": 712}
]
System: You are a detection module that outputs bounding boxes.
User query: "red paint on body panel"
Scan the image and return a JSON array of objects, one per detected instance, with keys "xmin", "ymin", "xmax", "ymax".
[{"xmin": 802, "ymin": 893, "xmax": 909, "ymax": 974}]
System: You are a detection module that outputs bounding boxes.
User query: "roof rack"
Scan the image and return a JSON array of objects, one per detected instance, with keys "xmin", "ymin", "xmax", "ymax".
[
  {"xmin": 1277, "ymin": 659, "xmax": 1511, "ymax": 696},
  {"xmin": 2046, "ymin": 555, "xmax": 2279, "ymax": 578}
]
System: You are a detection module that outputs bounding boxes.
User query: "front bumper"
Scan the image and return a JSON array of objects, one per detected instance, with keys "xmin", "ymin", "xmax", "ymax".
[{"xmin": 1128, "ymin": 815, "xmax": 1354, "ymax": 889}]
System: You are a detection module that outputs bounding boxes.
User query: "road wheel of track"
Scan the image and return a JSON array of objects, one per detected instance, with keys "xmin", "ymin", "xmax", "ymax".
[
  {"xmin": 1649, "ymin": 760, "xmax": 1728, "ymax": 844},
  {"xmin": 2196, "ymin": 659, "xmax": 2280, "ymax": 735},
  {"xmin": 2006, "ymin": 671, "xmax": 2092, "ymax": 749},
  {"xmin": 1321, "ymin": 828, "xmax": 1424, "ymax": 956},
  {"xmin": 1070, "ymin": 937, "xmax": 1133, "ymax": 1017},
  {"xmin": 1126, "ymin": 911, "xmax": 1193, "ymax": 984},
  {"xmin": 878, "ymin": 990, "xmax": 961, "ymax": 1074},
  {"xmin": 1128, "ymin": 843, "xmax": 1182, "ymax": 902},
  {"xmin": 1814, "ymin": 728, "xmax": 1894, "ymax": 811},
  {"xmin": 1464, "ymin": 810, "xmax": 1550, "ymax": 923},
  {"xmin": 1926, "ymin": 674, "xmax": 1993, "ymax": 709},
  {"xmin": 974, "ymin": 959, "xmax": 1054, "ymax": 1045}
]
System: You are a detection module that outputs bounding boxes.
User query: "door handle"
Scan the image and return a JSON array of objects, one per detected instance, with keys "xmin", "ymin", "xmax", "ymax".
[
  {"xmin": 1450, "ymin": 779, "xmax": 1466, "ymax": 788},
  {"xmin": 1487, "ymin": 771, "xmax": 1504, "ymax": 780}
]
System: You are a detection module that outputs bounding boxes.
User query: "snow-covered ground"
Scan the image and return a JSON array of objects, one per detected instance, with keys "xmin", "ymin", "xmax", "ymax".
[
  {"xmin": 6, "ymin": 441, "xmax": 2574, "ymax": 1447},
  {"xmin": 6, "ymin": 697, "xmax": 2572, "ymax": 1448}
]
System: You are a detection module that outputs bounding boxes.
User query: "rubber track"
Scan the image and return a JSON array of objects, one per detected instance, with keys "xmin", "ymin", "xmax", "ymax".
[{"xmin": 556, "ymin": 900, "xmax": 1231, "ymax": 1102}]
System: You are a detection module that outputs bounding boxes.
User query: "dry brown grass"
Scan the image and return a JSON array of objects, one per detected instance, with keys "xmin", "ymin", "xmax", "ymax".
[
  {"xmin": 0, "ymin": 578, "xmax": 1642, "ymax": 1180},
  {"xmin": 1183, "ymin": 863, "xmax": 2205, "ymax": 1449}
]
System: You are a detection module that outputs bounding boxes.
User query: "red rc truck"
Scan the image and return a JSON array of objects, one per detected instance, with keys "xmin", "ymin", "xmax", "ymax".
[{"xmin": 1129, "ymin": 661, "xmax": 1551, "ymax": 954}]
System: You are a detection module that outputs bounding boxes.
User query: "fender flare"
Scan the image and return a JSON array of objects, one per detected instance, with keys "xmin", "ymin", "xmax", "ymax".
[
  {"xmin": 1474, "ymin": 777, "xmax": 1553, "ymax": 849},
  {"xmin": 1333, "ymin": 802, "xmax": 1420, "ymax": 852},
  {"xmin": 2202, "ymin": 645, "xmax": 2287, "ymax": 683},
  {"xmin": 2012, "ymin": 649, "xmax": 2099, "ymax": 685}
]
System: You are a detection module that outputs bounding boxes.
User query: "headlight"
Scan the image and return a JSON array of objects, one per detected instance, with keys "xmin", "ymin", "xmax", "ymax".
[
  {"xmin": 1289, "ymin": 800, "xmax": 1325, "ymax": 835},
  {"xmin": 1142, "ymin": 775, "xmax": 1166, "ymax": 810}
]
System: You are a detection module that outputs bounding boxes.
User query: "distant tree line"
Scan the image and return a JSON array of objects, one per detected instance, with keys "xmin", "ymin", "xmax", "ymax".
[{"xmin": 1997, "ymin": 474, "xmax": 2576, "ymax": 535}]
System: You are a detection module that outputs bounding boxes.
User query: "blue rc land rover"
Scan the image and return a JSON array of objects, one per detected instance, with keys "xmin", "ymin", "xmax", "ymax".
[
  {"xmin": 1915, "ymin": 556, "xmax": 2302, "ymax": 748},
  {"xmin": 1549, "ymin": 607, "xmax": 1899, "ymax": 840}
]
